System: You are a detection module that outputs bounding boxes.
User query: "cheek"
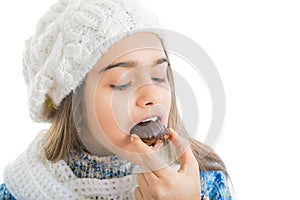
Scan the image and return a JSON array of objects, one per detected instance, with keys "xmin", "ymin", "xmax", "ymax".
[
  {"xmin": 160, "ymin": 80, "xmax": 172, "ymax": 106},
  {"xmin": 94, "ymin": 89, "xmax": 115, "ymax": 134},
  {"xmin": 94, "ymin": 88, "xmax": 130, "ymax": 145},
  {"xmin": 163, "ymin": 88, "xmax": 172, "ymax": 113}
]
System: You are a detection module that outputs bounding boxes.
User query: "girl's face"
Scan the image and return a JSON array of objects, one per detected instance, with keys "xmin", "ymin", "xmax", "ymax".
[{"xmin": 83, "ymin": 32, "xmax": 171, "ymax": 156}]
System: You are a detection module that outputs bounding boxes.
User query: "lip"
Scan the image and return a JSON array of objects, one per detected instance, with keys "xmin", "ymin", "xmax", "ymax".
[
  {"xmin": 129, "ymin": 106, "xmax": 167, "ymax": 133},
  {"xmin": 132, "ymin": 111, "xmax": 165, "ymax": 128}
]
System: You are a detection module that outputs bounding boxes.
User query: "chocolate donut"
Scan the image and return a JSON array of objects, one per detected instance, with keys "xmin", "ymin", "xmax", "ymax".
[{"xmin": 130, "ymin": 120, "xmax": 170, "ymax": 147}]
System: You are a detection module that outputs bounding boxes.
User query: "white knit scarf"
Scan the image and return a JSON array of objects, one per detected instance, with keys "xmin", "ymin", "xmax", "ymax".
[{"xmin": 3, "ymin": 131, "xmax": 137, "ymax": 200}]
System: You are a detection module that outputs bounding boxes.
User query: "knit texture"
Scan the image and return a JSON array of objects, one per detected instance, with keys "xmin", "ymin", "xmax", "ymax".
[
  {"xmin": 23, "ymin": 0, "xmax": 162, "ymax": 122},
  {"xmin": 2, "ymin": 132, "xmax": 233, "ymax": 199},
  {"xmin": 64, "ymin": 150, "xmax": 134, "ymax": 179},
  {"xmin": 3, "ymin": 131, "xmax": 137, "ymax": 200}
]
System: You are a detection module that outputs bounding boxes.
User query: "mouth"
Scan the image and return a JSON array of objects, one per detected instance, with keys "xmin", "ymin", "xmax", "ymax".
[
  {"xmin": 137, "ymin": 115, "xmax": 162, "ymax": 124},
  {"xmin": 130, "ymin": 115, "xmax": 170, "ymax": 147}
]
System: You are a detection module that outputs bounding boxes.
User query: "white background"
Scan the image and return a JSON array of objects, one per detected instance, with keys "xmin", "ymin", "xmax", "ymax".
[{"xmin": 1, "ymin": 0, "xmax": 300, "ymax": 199}]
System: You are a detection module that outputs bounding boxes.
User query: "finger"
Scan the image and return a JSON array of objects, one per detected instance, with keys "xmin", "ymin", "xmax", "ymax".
[
  {"xmin": 140, "ymin": 165, "xmax": 159, "ymax": 183},
  {"xmin": 134, "ymin": 187, "xmax": 143, "ymax": 200},
  {"xmin": 136, "ymin": 173, "xmax": 149, "ymax": 188},
  {"xmin": 130, "ymin": 134, "xmax": 153, "ymax": 155},
  {"xmin": 130, "ymin": 134, "xmax": 172, "ymax": 176},
  {"xmin": 168, "ymin": 128, "xmax": 199, "ymax": 174}
]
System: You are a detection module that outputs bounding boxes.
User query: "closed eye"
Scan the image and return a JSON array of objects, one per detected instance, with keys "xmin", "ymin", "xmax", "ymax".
[
  {"xmin": 110, "ymin": 81, "xmax": 132, "ymax": 90},
  {"xmin": 152, "ymin": 77, "xmax": 166, "ymax": 83}
]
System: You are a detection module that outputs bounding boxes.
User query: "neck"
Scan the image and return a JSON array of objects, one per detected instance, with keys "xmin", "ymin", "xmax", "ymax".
[
  {"xmin": 89, "ymin": 144, "xmax": 114, "ymax": 157},
  {"xmin": 77, "ymin": 126, "xmax": 114, "ymax": 156}
]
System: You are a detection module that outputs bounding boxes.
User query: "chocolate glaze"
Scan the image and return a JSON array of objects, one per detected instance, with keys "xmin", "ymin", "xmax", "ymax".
[{"xmin": 130, "ymin": 120, "xmax": 170, "ymax": 147}]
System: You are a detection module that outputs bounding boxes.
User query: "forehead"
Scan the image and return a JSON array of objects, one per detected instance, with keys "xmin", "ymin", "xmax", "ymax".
[{"xmin": 95, "ymin": 32, "xmax": 165, "ymax": 70}]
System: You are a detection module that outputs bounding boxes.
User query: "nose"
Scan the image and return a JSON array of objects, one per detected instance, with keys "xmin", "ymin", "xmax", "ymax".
[{"xmin": 136, "ymin": 84, "xmax": 162, "ymax": 108}]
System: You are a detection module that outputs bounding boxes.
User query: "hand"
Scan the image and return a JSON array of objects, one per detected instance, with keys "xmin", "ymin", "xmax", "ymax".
[{"xmin": 131, "ymin": 128, "xmax": 201, "ymax": 200}]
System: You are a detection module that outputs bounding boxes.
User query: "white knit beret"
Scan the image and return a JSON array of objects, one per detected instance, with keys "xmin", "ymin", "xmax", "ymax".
[{"xmin": 23, "ymin": 0, "xmax": 162, "ymax": 122}]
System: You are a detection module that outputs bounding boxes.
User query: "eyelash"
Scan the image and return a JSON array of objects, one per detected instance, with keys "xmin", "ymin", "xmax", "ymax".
[
  {"xmin": 151, "ymin": 77, "xmax": 166, "ymax": 83},
  {"xmin": 110, "ymin": 81, "xmax": 132, "ymax": 90},
  {"xmin": 110, "ymin": 76, "xmax": 166, "ymax": 90}
]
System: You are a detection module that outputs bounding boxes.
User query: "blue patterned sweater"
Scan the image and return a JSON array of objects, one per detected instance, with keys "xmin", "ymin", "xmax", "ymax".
[{"xmin": 0, "ymin": 151, "xmax": 232, "ymax": 199}]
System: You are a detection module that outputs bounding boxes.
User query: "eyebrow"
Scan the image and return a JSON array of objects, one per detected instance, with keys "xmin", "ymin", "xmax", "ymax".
[{"xmin": 98, "ymin": 57, "xmax": 169, "ymax": 74}]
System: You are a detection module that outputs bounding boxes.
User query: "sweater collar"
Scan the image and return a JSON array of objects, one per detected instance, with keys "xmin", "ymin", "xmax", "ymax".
[{"xmin": 64, "ymin": 150, "xmax": 134, "ymax": 180}]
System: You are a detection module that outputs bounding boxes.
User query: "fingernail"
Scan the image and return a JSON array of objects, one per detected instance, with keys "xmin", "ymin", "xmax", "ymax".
[
  {"xmin": 168, "ymin": 127, "xmax": 174, "ymax": 133},
  {"xmin": 168, "ymin": 128, "xmax": 177, "ymax": 136},
  {"xmin": 168, "ymin": 128, "xmax": 178, "ymax": 141},
  {"xmin": 130, "ymin": 134, "xmax": 139, "ymax": 142}
]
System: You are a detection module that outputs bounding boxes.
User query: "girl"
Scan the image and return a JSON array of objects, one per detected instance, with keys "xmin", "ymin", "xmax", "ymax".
[{"xmin": 0, "ymin": 0, "xmax": 232, "ymax": 199}]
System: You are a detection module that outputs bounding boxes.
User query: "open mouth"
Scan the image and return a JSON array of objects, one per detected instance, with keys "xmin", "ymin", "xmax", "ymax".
[{"xmin": 130, "ymin": 116, "xmax": 170, "ymax": 147}]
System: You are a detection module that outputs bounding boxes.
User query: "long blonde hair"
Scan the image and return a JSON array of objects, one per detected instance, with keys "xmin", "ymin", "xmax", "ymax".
[{"xmin": 43, "ymin": 52, "xmax": 228, "ymax": 175}]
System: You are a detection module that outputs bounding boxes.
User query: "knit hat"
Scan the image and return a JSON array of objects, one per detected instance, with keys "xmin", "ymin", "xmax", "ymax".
[{"xmin": 22, "ymin": 0, "xmax": 162, "ymax": 122}]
